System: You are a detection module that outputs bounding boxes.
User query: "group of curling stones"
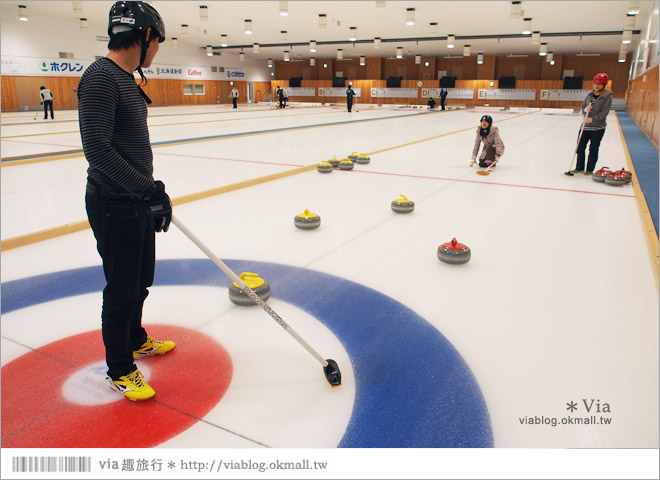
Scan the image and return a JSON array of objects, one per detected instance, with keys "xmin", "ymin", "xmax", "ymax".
[
  {"xmin": 228, "ymin": 152, "xmax": 469, "ymax": 306},
  {"xmin": 320, "ymin": 154, "xmax": 471, "ymax": 266},
  {"xmin": 317, "ymin": 151, "xmax": 372, "ymax": 173},
  {"xmin": 592, "ymin": 167, "xmax": 632, "ymax": 187}
]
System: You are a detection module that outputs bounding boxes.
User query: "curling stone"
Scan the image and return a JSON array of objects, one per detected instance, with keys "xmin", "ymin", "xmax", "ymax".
[
  {"xmin": 437, "ymin": 238, "xmax": 471, "ymax": 265},
  {"xmin": 339, "ymin": 158, "xmax": 355, "ymax": 170},
  {"xmin": 615, "ymin": 168, "xmax": 632, "ymax": 184},
  {"xmin": 605, "ymin": 170, "xmax": 627, "ymax": 187},
  {"xmin": 327, "ymin": 157, "xmax": 340, "ymax": 167},
  {"xmin": 229, "ymin": 272, "xmax": 271, "ymax": 306},
  {"xmin": 294, "ymin": 208, "xmax": 321, "ymax": 229},
  {"xmin": 391, "ymin": 195, "xmax": 415, "ymax": 213},
  {"xmin": 348, "ymin": 152, "xmax": 359, "ymax": 162},
  {"xmin": 592, "ymin": 167, "xmax": 612, "ymax": 183},
  {"xmin": 356, "ymin": 153, "xmax": 371, "ymax": 165},
  {"xmin": 317, "ymin": 161, "xmax": 334, "ymax": 173}
]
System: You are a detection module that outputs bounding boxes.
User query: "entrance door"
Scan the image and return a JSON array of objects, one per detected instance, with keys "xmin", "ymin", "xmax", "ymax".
[{"xmin": 16, "ymin": 76, "xmax": 48, "ymax": 112}]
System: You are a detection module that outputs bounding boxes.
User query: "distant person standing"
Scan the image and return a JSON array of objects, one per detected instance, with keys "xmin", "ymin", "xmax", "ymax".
[
  {"xmin": 40, "ymin": 86, "xmax": 54, "ymax": 119},
  {"xmin": 439, "ymin": 87, "xmax": 448, "ymax": 110},
  {"xmin": 346, "ymin": 83, "xmax": 356, "ymax": 112},
  {"xmin": 277, "ymin": 86, "xmax": 286, "ymax": 108},
  {"xmin": 229, "ymin": 85, "xmax": 239, "ymax": 109}
]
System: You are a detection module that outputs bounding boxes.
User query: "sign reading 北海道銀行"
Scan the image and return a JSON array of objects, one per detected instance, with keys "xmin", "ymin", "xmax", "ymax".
[{"xmin": 226, "ymin": 69, "xmax": 245, "ymax": 78}]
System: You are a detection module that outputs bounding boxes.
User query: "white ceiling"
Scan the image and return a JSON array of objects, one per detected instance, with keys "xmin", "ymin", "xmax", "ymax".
[{"xmin": 7, "ymin": 1, "xmax": 658, "ymax": 60}]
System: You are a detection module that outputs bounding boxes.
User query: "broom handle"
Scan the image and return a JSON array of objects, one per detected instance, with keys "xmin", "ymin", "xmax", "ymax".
[{"xmin": 171, "ymin": 214, "xmax": 328, "ymax": 367}]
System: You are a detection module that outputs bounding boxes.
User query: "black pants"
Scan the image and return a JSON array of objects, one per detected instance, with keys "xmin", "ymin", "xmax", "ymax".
[
  {"xmin": 347, "ymin": 98, "xmax": 353, "ymax": 112},
  {"xmin": 232, "ymin": 97, "xmax": 238, "ymax": 108},
  {"xmin": 85, "ymin": 184, "xmax": 155, "ymax": 380},
  {"xmin": 43, "ymin": 100, "xmax": 54, "ymax": 119},
  {"xmin": 440, "ymin": 98, "xmax": 446, "ymax": 110},
  {"xmin": 576, "ymin": 129, "xmax": 606, "ymax": 172},
  {"xmin": 478, "ymin": 146, "xmax": 496, "ymax": 167}
]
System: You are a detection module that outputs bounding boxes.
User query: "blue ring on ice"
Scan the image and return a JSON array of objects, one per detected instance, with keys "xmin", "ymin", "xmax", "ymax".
[{"xmin": 1, "ymin": 258, "xmax": 493, "ymax": 447}]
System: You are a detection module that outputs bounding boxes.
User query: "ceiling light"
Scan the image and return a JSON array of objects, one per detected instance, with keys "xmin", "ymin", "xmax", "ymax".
[
  {"xmin": 337, "ymin": 49, "xmax": 343, "ymax": 60},
  {"xmin": 406, "ymin": 8, "xmax": 415, "ymax": 25},
  {"xmin": 171, "ymin": 37, "xmax": 178, "ymax": 48},
  {"xmin": 280, "ymin": 30, "xmax": 287, "ymax": 41},
  {"xmin": 546, "ymin": 52, "xmax": 553, "ymax": 62},
  {"xmin": 447, "ymin": 34, "xmax": 455, "ymax": 48},
  {"xmin": 280, "ymin": 0, "xmax": 289, "ymax": 16},
  {"xmin": 284, "ymin": 50, "xmax": 290, "ymax": 61},
  {"xmin": 360, "ymin": 56, "xmax": 366, "ymax": 66},
  {"xmin": 550, "ymin": 60, "xmax": 555, "ymax": 65},
  {"xmin": 18, "ymin": 5, "xmax": 28, "ymax": 22},
  {"xmin": 206, "ymin": 46, "xmax": 213, "ymax": 56},
  {"xmin": 463, "ymin": 45, "xmax": 471, "ymax": 56},
  {"xmin": 310, "ymin": 41, "xmax": 317, "ymax": 52},
  {"xmin": 424, "ymin": 61, "xmax": 430, "ymax": 67},
  {"xmin": 253, "ymin": 43, "xmax": 260, "ymax": 53},
  {"xmin": 310, "ymin": 57, "xmax": 316, "ymax": 66},
  {"xmin": 618, "ymin": 50, "xmax": 627, "ymax": 62},
  {"xmin": 627, "ymin": 1, "xmax": 640, "ymax": 15},
  {"xmin": 374, "ymin": 37, "xmax": 381, "ymax": 48},
  {"xmin": 319, "ymin": 13, "xmax": 327, "ymax": 28},
  {"xmin": 531, "ymin": 31, "xmax": 540, "ymax": 44},
  {"xmin": 430, "ymin": 22, "xmax": 438, "ymax": 35},
  {"xmin": 625, "ymin": 13, "xmax": 637, "ymax": 30},
  {"xmin": 239, "ymin": 52, "xmax": 245, "ymax": 62},
  {"xmin": 199, "ymin": 5, "xmax": 208, "ymax": 21},
  {"xmin": 80, "ymin": 18, "xmax": 88, "ymax": 31},
  {"xmin": 539, "ymin": 42, "xmax": 548, "ymax": 56},
  {"xmin": 510, "ymin": 1, "xmax": 521, "ymax": 18},
  {"xmin": 181, "ymin": 24, "xmax": 189, "ymax": 36},
  {"xmin": 268, "ymin": 58, "xmax": 273, "ymax": 67},
  {"xmin": 72, "ymin": 1, "xmax": 83, "ymax": 13},
  {"xmin": 396, "ymin": 47, "xmax": 403, "ymax": 58},
  {"xmin": 477, "ymin": 53, "xmax": 484, "ymax": 64},
  {"xmin": 349, "ymin": 27, "xmax": 357, "ymax": 42},
  {"xmin": 221, "ymin": 34, "xmax": 228, "ymax": 47},
  {"xmin": 244, "ymin": 19, "xmax": 252, "ymax": 34},
  {"xmin": 522, "ymin": 18, "xmax": 532, "ymax": 35},
  {"xmin": 622, "ymin": 29, "xmax": 633, "ymax": 44}
]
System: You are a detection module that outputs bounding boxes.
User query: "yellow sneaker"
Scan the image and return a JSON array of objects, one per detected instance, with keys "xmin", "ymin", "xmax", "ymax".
[
  {"xmin": 133, "ymin": 336, "xmax": 176, "ymax": 359},
  {"xmin": 107, "ymin": 369, "xmax": 155, "ymax": 401}
]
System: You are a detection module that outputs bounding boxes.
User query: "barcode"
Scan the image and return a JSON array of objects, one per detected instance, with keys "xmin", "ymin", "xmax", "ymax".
[{"xmin": 12, "ymin": 456, "xmax": 91, "ymax": 473}]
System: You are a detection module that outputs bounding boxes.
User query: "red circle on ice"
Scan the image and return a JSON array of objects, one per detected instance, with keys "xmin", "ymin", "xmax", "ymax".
[{"xmin": 1, "ymin": 325, "xmax": 232, "ymax": 447}]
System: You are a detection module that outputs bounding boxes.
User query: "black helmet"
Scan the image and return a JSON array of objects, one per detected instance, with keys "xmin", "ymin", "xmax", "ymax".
[
  {"xmin": 108, "ymin": 1, "xmax": 165, "ymax": 43},
  {"xmin": 480, "ymin": 115, "xmax": 493, "ymax": 125}
]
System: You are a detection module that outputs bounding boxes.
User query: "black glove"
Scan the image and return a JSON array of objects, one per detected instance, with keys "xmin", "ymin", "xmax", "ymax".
[{"xmin": 144, "ymin": 180, "xmax": 172, "ymax": 232}]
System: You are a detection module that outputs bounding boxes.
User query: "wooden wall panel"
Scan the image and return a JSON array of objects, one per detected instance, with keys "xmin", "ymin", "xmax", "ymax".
[
  {"xmin": 477, "ymin": 55, "xmax": 496, "ymax": 80},
  {"xmin": 1, "ymin": 76, "xmax": 18, "ymax": 111},
  {"xmin": 627, "ymin": 64, "xmax": 659, "ymax": 149},
  {"xmin": 254, "ymin": 81, "xmax": 272, "ymax": 102},
  {"xmin": 562, "ymin": 54, "xmax": 630, "ymax": 98}
]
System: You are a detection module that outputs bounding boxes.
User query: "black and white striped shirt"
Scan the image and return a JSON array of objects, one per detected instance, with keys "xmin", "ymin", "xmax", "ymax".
[{"xmin": 78, "ymin": 57, "xmax": 154, "ymax": 194}]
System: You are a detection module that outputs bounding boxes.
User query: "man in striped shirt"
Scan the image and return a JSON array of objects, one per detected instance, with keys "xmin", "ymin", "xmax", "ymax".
[{"xmin": 78, "ymin": 1, "xmax": 175, "ymax": 402}]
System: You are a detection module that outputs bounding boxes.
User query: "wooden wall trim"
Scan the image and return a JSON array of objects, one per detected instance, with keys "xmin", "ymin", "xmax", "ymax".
[{"xmin": 626, "ymin": 64, "xmax": 659, "ymax": 149}]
